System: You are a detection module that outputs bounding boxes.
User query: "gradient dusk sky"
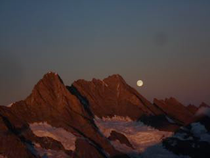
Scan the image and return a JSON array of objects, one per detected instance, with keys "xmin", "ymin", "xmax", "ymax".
[{"xmin": 0, "ymin": 0, "xmax": 210, "ymax": 106}]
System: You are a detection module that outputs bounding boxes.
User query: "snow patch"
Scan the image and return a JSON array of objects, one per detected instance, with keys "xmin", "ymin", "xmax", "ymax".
[
  {"xmin": 95, "ymin": 116, "xmax": 172, "ymax": 153},
  {"xmin": 7, "ymin": 102, "xmax": 15, "ymax": 107},
  {"xmin": 191, "ymin": 122, "xmax": 210, "ymax": 143},
  {"xmin": 117, "ymin": 84, "xmax": 120, "ymax": 97},
  {"xmin": 30, "ymin": 122, "xmax": 76, "ymax": 150},
  {"xmin": 191, "ymin": 123, "xmax": 207, "ymax": 136},
  {"xmin": 48, "ymin": 71, "xmax": 58, "ymax": 75},
  {"xmin": 95, "ymin": 116, "xmax": 190, "ymax": 158},
  {"xmin": 102, "ymin": 80, "xmax": 108, "ymax": 87},
  {"xmin": 34, "ymin": 143, "xmax": 69, "ymax": 158},
  {"xmin": 97, "ymin": 115, "xmax": 133, "ymax": 123},
  {"xmin": 166, "ymin": 116, "xmax": 175, "ymax": 124}
]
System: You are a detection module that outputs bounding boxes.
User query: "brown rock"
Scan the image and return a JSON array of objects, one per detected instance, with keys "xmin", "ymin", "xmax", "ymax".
[
  {"xmin": 0, "ymin": 107, "xmax": 38, "ymax": 158},
  {"xmin": 140, "ymin": 115, "xmax": 180, "ymax": 132},
  {"xmin": 6, "ymin": 72, "xmax": 120, "ymax": 157},
  {"xmin": 73, "ymin": 138, "xmax": 107, "ymax": 158},
  {"xmin": 199, "ymin": 102, "xmax": 210, "ymax": 109},
  {"xmin": 153, "ymin": 97, "xmax": 193, "ymax": 125},
  {"xmin": 187, "ymin": 104, "xmax": 198, "ymax": 114},
  {"xmin": 73, "ymin": 74, "xmax": 162, "ymax": 120},
  {"xmin": 108, "ymin": 130, "xmax": 134, "ymax": 149}
]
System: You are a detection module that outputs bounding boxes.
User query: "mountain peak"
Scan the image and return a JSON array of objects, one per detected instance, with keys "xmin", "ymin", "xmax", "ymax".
[
  {"xmin": 199, "ymin": 102, "xmax": 210, "ymax": 108},
  {"xmin": 41, "ymin": 71, "xmax": 63, "ymax": 83},
  {"xmin": 165, "ymin": 97, "xmax": 180, "ymax": 105},
  {"xmin": 32, "ymin": 72, "xmax": 64, "ymax": 95},
  {"xmin": 105, "ymin": 74, "xmax": 123, "ymax": 79},
  {"xmin": 187, "ymin": 104, "xmax": 198, "ymax": 114},
  {"xmin": 103, "ymin": 74, "xmax": 124, "ymax": 82},
  {"xmin": 73, "ymin": 74, "xmax": 157, "ymax": 119},
  {"xmin": 154, "ymin": 97, "xmax": 193, "ymax": 125},
  {"xmin": 102, "ymin": 74, "xmax": 127, "ymax": 89},
  {"xmin": 25, "ymin": 72, "xmax": 66, "ymax": 106}
]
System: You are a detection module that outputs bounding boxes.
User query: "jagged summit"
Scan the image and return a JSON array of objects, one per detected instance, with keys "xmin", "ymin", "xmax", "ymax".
[
  {"xmin": 38, "ymin": 71, "xmax": 63, "ymax": 84},
  {"xmin": 103, "ymin": 74, "xmax": 128, "ymax": 88},
  {"xmin": 187, "ymin": 104, "xmax": 198, "ymax": 114},
  {"xmin": 154, "ymin": 97, "xmax": 182, "ymax": 105},
  {"xmin": 165, "ymin": 97, "xmax": 180, "ymax": 104},
  {"xmin": 1, "ymin": 72, "xmax": 120, "ymax": 158},
  {"xmin": 154, "ymin": 97, "xmax": 193, "ymax": 125},
  {"xmin": 103, "ymin": 74, "xmax": 125, "ymax": 81},
  {"xmin": 25, "ymin": 72, "xmax": 67, "ymax": 107},
  {"xmin": 73, "ymin": 74, "xmax": 159, "ymax": 120},
  {"xmin": 0, "ymin": 72, "xmax": 209, "ymax": 158},
  {"xmin": 75, "ymin": 74, "xmax": 125, "ymax": 87},
  {"xmin": 199, "ymin": 102, "xmax": 210, "ymax": 108}
]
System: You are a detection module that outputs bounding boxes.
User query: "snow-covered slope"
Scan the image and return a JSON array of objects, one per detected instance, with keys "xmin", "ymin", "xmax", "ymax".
[
  {"xmin": 95, "ymin": 116, "xmax": 189, "ymax": 158},
  {"xmin": 30, "ymin": 122, "xmax": 76, "ymax": 151}
]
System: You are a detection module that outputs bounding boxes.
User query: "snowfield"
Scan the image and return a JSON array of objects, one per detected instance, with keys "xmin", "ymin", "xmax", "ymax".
[
  {"xmin": 95, "ymin": 116, "xmax": 190, "ymax": 158},
  {"xmin": 28, "ymin": 117, "xmax": 193, "ymax": 158},
  {"xmin": 30, "ymin": 122, "xmax": 76, "ymax": 151}
]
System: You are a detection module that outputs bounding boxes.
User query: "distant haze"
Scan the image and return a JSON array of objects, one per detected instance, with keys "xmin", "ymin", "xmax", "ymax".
[{"xmin": 0, "ymin": 1, "xmax": 210, "ymax": 106}]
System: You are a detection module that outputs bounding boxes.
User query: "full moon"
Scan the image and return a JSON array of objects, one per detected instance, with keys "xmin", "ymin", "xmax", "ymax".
[{"xmin": 137, "ymin": 80, "xmax": 143, "ymax": 87}]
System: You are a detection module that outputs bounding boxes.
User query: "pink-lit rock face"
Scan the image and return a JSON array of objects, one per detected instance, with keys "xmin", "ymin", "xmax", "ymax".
[
  {"xmin": 199, "ymin": 102, "xmax": 210, "ymax": 109},
  {"xmin": 0, "ymin": 73, "xmax": 121, "ymax": 158},
  {"xmin": 73, "ymin": 74, "xmax": 163, "ymax": 120},
  {"xmin": 153, "ymin": 97, "xmax": 193, "ymax": 125},
  {"xmin": 186, "ymin": 104, "xmax": 198, "ymax": 114}
]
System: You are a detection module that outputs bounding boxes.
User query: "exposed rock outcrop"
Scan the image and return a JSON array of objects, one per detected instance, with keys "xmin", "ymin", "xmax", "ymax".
[
  {"xmin": 187, "ymin": 104, "xmax": 198, "ymax": 114},
  {"xmin": 73, "ymin": 74, "xmax": 162, "ymax": 120},
  {"xmin": 153, "ymin": 97, "xmax": 193, "ymax": 125},
  {"xmin": 108, "ymin": 130, "xmax": 134, "ymax": 149},
  {"xmin": 0, "ymin": 72, "xmax": 121, "ymax": 158},
  {"xmin": 0, "ymin": 72, "xmax": 208, "ymax": 158}
]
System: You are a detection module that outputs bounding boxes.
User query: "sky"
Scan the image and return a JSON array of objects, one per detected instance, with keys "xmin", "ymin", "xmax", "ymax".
[{"xmin": 0, "ymin": 0, "xmax": 210, "ymax": 106}]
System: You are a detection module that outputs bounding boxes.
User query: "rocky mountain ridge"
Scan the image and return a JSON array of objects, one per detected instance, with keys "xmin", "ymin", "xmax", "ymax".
[{"xmin": 0, "ymin": 72, "xmax": 209, "ymax": 158}]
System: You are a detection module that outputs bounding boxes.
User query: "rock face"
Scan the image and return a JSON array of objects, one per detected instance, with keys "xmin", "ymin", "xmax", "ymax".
[
  {"xmin": 163, "ymin": 117, "xmax": 210, "ymax": 158},
  {"xmin": 199, "ymin": 102, "xmax": 210, "ymax": 109},
  {"xmin": 163, "ymin": 103, "xmax": 210, "ymax": 158},
  {"xmin": 187, "ymin": 104, "xmax": 198, "ymax": 114},
  {"xmin": 0, "ymin": 107, "xmax": 38, "ymax": 158},
  {"xmin": 0, "ymin": 73, "xmax": 121, "ymax": 158},
  {"xmin": 73, "ymin": 74, "xmax": 162, "ymax": 120},
  {"xmin": 108, "ymin": 130, "xmax": 134, "ymax": 149},
  {"xmin": 153, "ymin": 98, "xmax": 193, "ymax": 125},
  {"xmin": 73, "ymin": 138, "xmax": 107, "ymax": 158},
  {"xmin": 0, "ymin": 72, "xmax": 208, "ymax": 158},
  {"xmin": 139, "ymin": 115, "xmax": 180, "ymax": 132}
]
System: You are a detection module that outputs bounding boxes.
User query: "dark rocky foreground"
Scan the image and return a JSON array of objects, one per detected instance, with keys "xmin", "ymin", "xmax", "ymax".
[{"xmin": 0, "ymin": 72, "xmax": 209, "ymax": 158}]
